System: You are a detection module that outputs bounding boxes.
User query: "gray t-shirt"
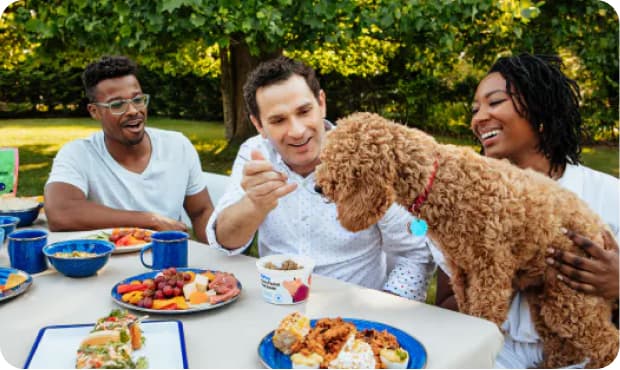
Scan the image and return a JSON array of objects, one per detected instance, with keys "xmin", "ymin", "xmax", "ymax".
[{"xmin": 46, "ymin": 127, "xmax": 207, "ymax": 221}]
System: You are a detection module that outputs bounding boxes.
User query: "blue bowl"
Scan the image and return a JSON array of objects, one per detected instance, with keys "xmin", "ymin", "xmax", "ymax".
[
  {"xmin": 0, "ymin": 203, "xmax": 43, "ymax": 227},
  {"xmin": 0, "ymin": 216, "xmax": 20, "ymax": 243},
  {"xmin": 43, "ymin": 239, "xmax": 114, "ymax": 277}
]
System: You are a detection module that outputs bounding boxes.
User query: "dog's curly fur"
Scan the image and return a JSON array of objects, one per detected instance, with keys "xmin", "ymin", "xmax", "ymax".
[{"xmin": 315, "ymin": 112, "xmax": 618, "ymax": 368}]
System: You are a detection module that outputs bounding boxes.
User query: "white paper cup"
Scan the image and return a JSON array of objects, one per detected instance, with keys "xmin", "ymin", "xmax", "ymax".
[{"xmin": 256, "ymin": 254, "xmax": 315, "ymax": 304}]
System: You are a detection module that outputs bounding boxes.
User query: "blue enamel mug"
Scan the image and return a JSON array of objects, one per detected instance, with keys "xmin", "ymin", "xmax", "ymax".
[
  {"xmin": 140, "ymin": 231, "xmax": 188, "ymax": 269},
  {"xmin": 0, "ymin": 215, "xmax": 20, "ymax": 244},
  {"xmin": 8, "ymin": 229, "xmax": 48, "ymax": 274}
]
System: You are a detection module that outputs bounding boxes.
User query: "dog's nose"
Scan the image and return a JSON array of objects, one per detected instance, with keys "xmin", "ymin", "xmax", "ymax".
[{"xmin": 314, "ymin": 185, "xmax": 323, "ymax": 194}]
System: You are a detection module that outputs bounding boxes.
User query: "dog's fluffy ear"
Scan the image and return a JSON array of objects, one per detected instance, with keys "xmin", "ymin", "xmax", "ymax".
[{"xmin": 336, "ymin": 182, "xmax": 396, "ymax": 232}]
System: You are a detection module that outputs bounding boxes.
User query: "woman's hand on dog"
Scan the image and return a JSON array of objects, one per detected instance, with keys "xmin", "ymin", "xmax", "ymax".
[
  {"xmin": 241, "ymin": 150, "xmax": 298, "ymax": 213},
  {"xmin": 547, "ymin": 229, "xmax": 619, "ymax": 301}
]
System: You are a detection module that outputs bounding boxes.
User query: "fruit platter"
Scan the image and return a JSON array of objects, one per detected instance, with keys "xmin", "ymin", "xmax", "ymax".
[
  {"xmin": 87, "ymin": 228, "xmax": 152, "ymax": 254},
  {"xmin": 111, "ymin": 267, "xmax": 242, "ymax": 314}
]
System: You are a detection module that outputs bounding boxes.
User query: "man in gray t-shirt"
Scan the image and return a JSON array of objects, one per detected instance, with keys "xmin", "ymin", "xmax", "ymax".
[{"xmin": 44, "ymin": 56, "xmax": 213, "ymax": 243}]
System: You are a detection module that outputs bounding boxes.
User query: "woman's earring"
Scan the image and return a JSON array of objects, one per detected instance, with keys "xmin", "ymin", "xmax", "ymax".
[{"xmin": 538, "ymin": 123, "xmax": 544, "ymax": 133}]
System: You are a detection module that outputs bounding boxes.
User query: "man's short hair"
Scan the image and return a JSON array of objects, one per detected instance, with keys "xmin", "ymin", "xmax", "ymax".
[
  {"xmin": 82, "ymin": 56, "xmax": 138, "ymax": 102},
  {"xmin": 243, "ymin": 56, "xmax": 321, "ymax": 121}
]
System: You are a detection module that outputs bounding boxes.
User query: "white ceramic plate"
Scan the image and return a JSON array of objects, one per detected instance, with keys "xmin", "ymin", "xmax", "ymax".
[
  {"xmin": 64, "ymin": 228, "xmax": 153, "ymax": 254},
  {"xmin": 24, "ymin": 320, "xmax": 188, "ymax": 368}
]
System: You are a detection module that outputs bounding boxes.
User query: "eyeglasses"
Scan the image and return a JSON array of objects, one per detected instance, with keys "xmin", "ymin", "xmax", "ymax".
[{"xmin": 92, "ymin": 94, "xmax": 150, "ymax": 115}]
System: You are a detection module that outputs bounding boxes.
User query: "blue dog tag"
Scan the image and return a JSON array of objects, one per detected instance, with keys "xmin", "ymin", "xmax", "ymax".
[{"xmin": 408, "ymin": 219, "xmax": 428, "ymax": 236}]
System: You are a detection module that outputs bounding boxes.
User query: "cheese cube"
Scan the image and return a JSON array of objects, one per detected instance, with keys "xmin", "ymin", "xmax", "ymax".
[
  {"xmin": 183, "ymin": 282, "xmax": 197, "ymax": 300},
  {"xmin": 194, "ymin": 274, "xmax": 209, "ymax": 292}
]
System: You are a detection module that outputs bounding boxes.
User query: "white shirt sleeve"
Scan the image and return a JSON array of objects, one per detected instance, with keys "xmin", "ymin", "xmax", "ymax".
[
  {"xmin": 379, "ymin": 204, "xmax": 434, "ymax": 301},
  {"xmin": 45, "ymin": 141, "xmax": 89, "ymax": 196},
  {"xmin": 205, "ymin": 140, "xmax": 256, "ymax": 254}
]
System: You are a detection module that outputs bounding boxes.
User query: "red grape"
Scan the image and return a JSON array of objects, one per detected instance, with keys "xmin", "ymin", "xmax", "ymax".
[
  {"xmin": 163, "ymin": 286, "xmax": 174, "ymax": 297},
  {"xmin": 143, "ymin": 297, "xmax": 153, "ymax": 308}
]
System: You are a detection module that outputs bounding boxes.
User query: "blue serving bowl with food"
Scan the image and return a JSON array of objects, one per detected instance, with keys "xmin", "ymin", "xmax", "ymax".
[
  {"xmin": 0, "ymin": 215, "xmax": 20, "ymax": 244},
  {"xmin": 43, "ymin": 239, "xmax": 114, "ymax": 277},
  {"xmin": 0, "ymin": 197, "xmax": 43, "ymax": 227}
]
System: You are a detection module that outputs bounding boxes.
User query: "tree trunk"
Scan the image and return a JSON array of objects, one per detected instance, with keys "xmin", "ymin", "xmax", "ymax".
[{"xmin": 219, "ymin": 39, "xmax": 281, "ymax": 144}]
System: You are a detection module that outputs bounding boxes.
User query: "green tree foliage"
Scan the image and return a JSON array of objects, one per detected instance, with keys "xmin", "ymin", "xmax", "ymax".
[
  {"xmin": 6, "ymin": 0, "xmax": 369, "ymax": 141},
  {"xmin": 307, "ymin": 0, "xmax": 548, "ymax": 134},
  {"xmin": 520, "ymin": 1, "xmax": 619, "ymax": 142},
  {"xmin": 1, "ymin": 0, "xmax": 617, "ymax": 143}
]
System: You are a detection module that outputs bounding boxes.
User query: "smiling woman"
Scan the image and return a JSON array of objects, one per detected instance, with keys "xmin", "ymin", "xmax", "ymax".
[{"xmin": 436, "ymin": 52, "xmax": 620, "ymax": 369}]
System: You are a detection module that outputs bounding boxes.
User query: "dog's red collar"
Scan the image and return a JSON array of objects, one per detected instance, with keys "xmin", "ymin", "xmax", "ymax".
[{"xmin": 409, "ymin": 158, "xmax": 439, "ymax": 214}]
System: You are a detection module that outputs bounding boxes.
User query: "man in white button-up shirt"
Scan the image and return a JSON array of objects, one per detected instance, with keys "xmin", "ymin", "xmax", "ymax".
[{"xmin": 205, "ymin": 56, "xmax": 433, "ymax": 300}]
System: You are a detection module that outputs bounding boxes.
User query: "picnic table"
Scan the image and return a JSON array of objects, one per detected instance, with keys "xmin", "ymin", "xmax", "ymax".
[{"xmin": 0, "ymin": 217, "xmax": 503, "ymax": 368}]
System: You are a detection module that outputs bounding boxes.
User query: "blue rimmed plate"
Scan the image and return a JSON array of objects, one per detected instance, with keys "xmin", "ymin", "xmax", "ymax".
[
  {"xmin": 24, "ymin": 320, "xmax": 188, "ymax": 368},
  {"xmin": 111, "ymin": 268, "xmax": 242, "ymax": 314},
  {"xmin": 0, "ymin": 267, "xmax": 32, "ymax": 303},
  {"xmin": 258, "ymin": 318, "xmax": 427, "ymax": 369}
]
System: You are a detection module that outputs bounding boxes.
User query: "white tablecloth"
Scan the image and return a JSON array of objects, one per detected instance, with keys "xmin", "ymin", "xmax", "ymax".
[{"xmin": 0, "ymin": 224, "xmax": 503, "ymax": 368}]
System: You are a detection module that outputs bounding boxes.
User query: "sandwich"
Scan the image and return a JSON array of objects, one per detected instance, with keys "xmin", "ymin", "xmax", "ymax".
[
  {"xmin": 75, "ymin": 309, "xmax": 147, "ymax": 369},
  {"xmin": 92, "ymin": 309, "xmax": 144, "ymax": 350}
]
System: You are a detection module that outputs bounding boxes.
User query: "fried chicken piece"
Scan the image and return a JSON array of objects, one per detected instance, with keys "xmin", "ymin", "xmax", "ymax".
[{"xmin": 292, "ymin": 318, "xmax": 357, "ymax": 368}]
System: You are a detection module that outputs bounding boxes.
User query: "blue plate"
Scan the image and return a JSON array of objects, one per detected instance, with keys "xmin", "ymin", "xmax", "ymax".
[
  {"xmin": 0, "ymin": 266, "xmax": 33, "ymax": 302},
  {"xmin": 111, "ymin": 268, "xmax": 242, "ymax": 314},
  {"xmin": 258, "ymin": 318, "xmax": 427, "ymax": 368}
]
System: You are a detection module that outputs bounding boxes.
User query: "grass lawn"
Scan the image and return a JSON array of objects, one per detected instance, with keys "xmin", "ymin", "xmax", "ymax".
[{"xmin": 2, "ymin": 117, "xmax": 618, "ymax": 196}]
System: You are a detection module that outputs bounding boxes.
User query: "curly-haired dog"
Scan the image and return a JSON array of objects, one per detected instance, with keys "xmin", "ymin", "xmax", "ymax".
[{"xmin": 314, "ymin": 112, "xmax": 618, "ymax": 368}]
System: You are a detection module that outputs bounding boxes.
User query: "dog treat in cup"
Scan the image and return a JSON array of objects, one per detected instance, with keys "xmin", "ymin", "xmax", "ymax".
[{"xmin": 256, "ymin": 254, "xmax": 315, "ymax": 304}]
